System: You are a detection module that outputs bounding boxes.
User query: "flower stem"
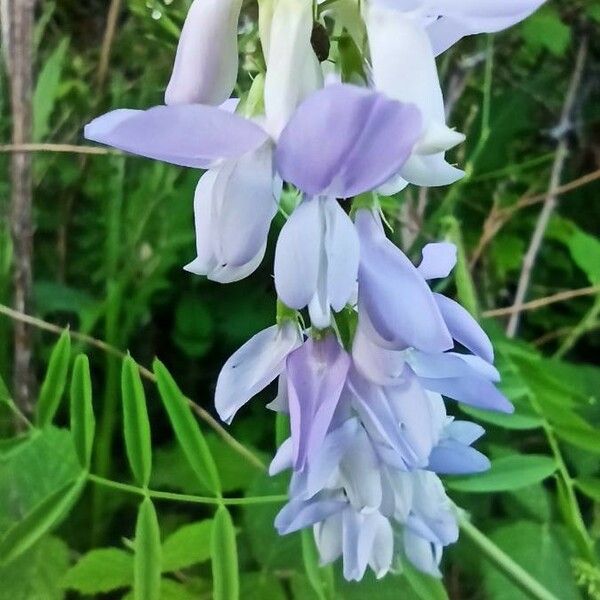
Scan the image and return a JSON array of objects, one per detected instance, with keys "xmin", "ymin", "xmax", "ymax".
[
  {"xmin": 457, "ymin": 512, "xmax": 560, "ymax": 600},
  {"xmin": 87, "ymin": 473, "xmax": 287, "ymax": 506}
]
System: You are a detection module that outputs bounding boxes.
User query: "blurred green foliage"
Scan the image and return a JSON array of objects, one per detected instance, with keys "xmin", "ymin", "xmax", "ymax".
[{"xmin": 0, "ymin": 0, "xmax": 600, "ymax": 598}]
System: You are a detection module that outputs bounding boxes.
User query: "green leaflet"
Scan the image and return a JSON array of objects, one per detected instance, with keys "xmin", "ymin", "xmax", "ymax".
[
  {"xmin": 211, "ymin": 506, "xmax": 239, "ymax": 600},
  {"xmin": 36, "ymin": 329, "xmax": 71, "ymax": 428},
  {"xmin": 121, "ymin": 356, "xmax": 152, "ymax": 487},
  {"xmin": 33, "ymin": 37, "xmax": 69, "ymax": 141},
  {"xmin": 161, "ymin": 520, "xmax": 213, "ymax": 573},
  {"xmin": 403, "ymin": 562, "xmax": 450, "ymax": 600},
  {"xmin": 153, "ymin": 359, "xmax": 220, "ymax": 495},
  {"xmin": 69, "ymin": 354, "xmax": 95, "ymax": 469},
  {"xmin": 301, "ymin": 529, "xmax": 334, "ymax": 600},
  {"xmin": 446, "ymin": 454, "xmax": 557, "ymax": 493},
  {"xmin": 134, "ymin": 498, "xmax": 161, "ymax": 600},
  {"xmin": 0, "ymin": 475, "xmax": 85, "ymax": 566},
  {"xmin": 62, "ymin": 547, "xmax": 133, "ymax": 594}
]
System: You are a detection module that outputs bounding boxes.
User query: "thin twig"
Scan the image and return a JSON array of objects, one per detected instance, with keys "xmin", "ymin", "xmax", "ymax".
[
  {"xmin": 483, "ymin": 285, "xmax": 600, "ymax": 318},
  {"xmin": 97, "ymin": 0, "xmax": 123, "ymax": 91},
  {"xmin": 506, "ymin": 39, "xmax": 588, "ymax": 338},
  {"xmin": 0, "ymin": 143, "xmax": 115, "ymax": 155},
  {"xmin": 470, "ymin": 168, "xmax": 600, "ymax": 268},
  {"xmin": 0, "ymin": 302, "xmax": 267, "ymax": 471},
  {"xmin": 6, "ymin": 0, "xmax": 36, "ymax": 414}
]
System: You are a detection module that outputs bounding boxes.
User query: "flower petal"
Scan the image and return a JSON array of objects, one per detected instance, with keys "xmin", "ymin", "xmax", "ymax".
[
  {"xmin": 418, "ymin": 242, "xmax": 457, "ymax": 280},
  {"xmin": 263, "ymin": 0, "xmax": 323, "ymax": 138},
  {"xmin": 165, "ymin": 0, "xmax": 243, "ymax": 105},
  {"xmin": 287, "ymin": 335, "xmax": 351, "ymax": 470},
  {"xmin": 428, "ymin": 441, "xmax": 490, "ymax": 474},
  {"xmin": 434, "ymin": 293, "xmax": 494, "ymax": 362},
  {"xmin": 356, "ymin": 209, "xmax": 452, "ymax": 352},
  {"xmin": 274, "ymin": 199, "xmax": 322, "ymax": 310},
  {"xmin": 85, "ymin": 105, "xmax": 269, "ymax": 168},
  {"xmin": 215, "ymin": 322, "xmax": 302, "ymax": 423},
  {"xmin": 276, "ymin": 84, "xmax": 422, "ymax": 197}
]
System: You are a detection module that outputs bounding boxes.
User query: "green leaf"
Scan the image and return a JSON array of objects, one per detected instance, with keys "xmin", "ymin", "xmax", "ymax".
[
  {"xmin": 69, "ymin": 354, "xmax": 95, "ymax": 469},
  {"xmin": 153, "ymin": 359, "xmax": 220, "ymax": 494},
  {"xmin": 441, "ymin": 216, "xmax": 479, "ymax": 315},
  {"xmin": 134, "ymin": 498, "xmax": 161, "ymax": 600},
  {"xmin": 575, "ymin": 478, "xmax": 600, "ymax": 503},
  {"xmin": 0, "ymin": 428, "xmax": 81, "ymax": 534},
  {"xmin": 33, "ymin": 37, "xmax": 69, "ymax": 141},
  {"xmin": 520, "ymin": 7, "xmax": 571, "ymax": 57},
  {"xmin": 121, "ymin": 356, "xmax": 152, "ymax": 487},
  {"xmin": 124, "ymin": 578, "xmax": 207, "ymax": 600},
  {"xmin": 211, "ymin": 506, "xmax": 239, "ymax": 600},
  {"xmin": 403, "ymin": 562, "xmax": 449, "ymax": 600},
  {"xmin": 0, "ymin": 536, "xmax": 70, "ymax": 600},
  {"xmin": 484, "ymin": 521, "xmax": 581, "ymax": 600},
  {"xmin": 459, "ymin": 404, "xmax": 543, "ymax": 431},
  {"xmin": 553, "ymin": 422, "xmax": 600, "ymax": 455},
  {"xmin": 36, "ymin": 329, "xmax": 71, "ymax": 427},
  {"xmin": 0, "ymin": 476, "xmax": 84, "ymax": 565},
  {"xmin": 301, "ymin": 529, "xmax": 334, "ymax": 600},
  {"xmin": 240, "ymin": 573, "xmax": 287, "ymax": 600},
  {"xmin": 62, "ymin": 548, "xmax": 133, "ymax": 594},
  {"xmin": 446, "ymin": 454, "xmax": 557, "ymax": 493},
  {"xmin": 162, "ymin": 520, "xmax": 212, "ymax": 573}
]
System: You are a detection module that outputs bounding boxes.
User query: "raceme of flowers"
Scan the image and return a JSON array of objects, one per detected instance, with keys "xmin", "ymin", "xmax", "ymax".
[{"xmin": 85, "ymin": 0, "xmax": 546, "ymax": 582}]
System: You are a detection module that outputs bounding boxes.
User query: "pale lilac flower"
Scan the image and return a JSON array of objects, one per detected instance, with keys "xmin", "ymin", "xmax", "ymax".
[
  {"xmin": 274, "ymin": 197, "xmax": 359, "ymax": 329},
  {"xmin": 372, "ymin": 0, "xmax": 547, "ymax": 56},
  {"xmin": 354, "ymin": 209, "xmax": 453, "ymax": 353},
  {"xmin": 165, "ymin": 0, "xmax": 244, "ymax": 106},
  {"xmin": 275, "ymin": 84, "xmax": 423, "ymax": 199},
  {"xmin": 366, "ymin": 4, "xmax": 465, "ymax": 190},
  {"xmin": 262, "ymin": 0, "xmax": 324, "ymax": 139},
  {"xmin": 215, "ymin": 321, "xmax": 302, "ymax": 424},
  {"xmin": 286, "ymin": 334, "xmax": 351, "ymax": 470},
  {"xmin": 184, "ymin": 142, "xmax": 280, "ymax": 282}
]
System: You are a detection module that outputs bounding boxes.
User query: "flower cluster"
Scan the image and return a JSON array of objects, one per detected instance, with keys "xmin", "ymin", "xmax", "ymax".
[{"xmin": 85, "ymin": 0, "xmax": 545, "ymax": 582}]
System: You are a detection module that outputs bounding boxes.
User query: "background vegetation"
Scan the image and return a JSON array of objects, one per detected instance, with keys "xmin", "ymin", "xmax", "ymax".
[{"xmin": 1, "ymin": 0, "xmax": 600, "ymax": 598}]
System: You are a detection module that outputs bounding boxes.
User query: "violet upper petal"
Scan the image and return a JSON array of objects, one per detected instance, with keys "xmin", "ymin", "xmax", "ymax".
[
  {"xmin": 275, "ymin": 84, "xmax": 422, "ymax": 198},
  {"xmin": 85, "ymin": 105, "xmax": 269, "ymax": 168}
]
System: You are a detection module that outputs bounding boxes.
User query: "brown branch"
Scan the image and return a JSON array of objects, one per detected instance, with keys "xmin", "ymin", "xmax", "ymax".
[
  {"xmin": 506, "ymin": 39, "xmax": 588, "ymax": 338},
  {"xmin": 483, "ymin": 285, "xmax": 600, "ymax": 318},
  {"xmin": 5, "ymin": 0, "xmax": 36, "ymax": 414},
  {"xmin": 0, "ymin": 143, "xmax": 114, "ymax": 155},
  {"xmin": 97, "ymin": 0, "xmax": 123, "ymax": 91},
  {"xmin": 0, "ymin": 302, "xmax": 267, "ymax": 471}
]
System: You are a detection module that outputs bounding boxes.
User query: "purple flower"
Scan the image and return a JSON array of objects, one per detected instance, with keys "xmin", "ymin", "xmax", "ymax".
[
  {"xmin": 275, "ymin": 84, "xmax": 423, "ymax": 198},
  {"xmin": 286, "ymin": 334, "xmax": 351, "ymax": 470},
  {"xmin": 355, "ymin": 208, "xmax": 453, "ymax": 353},
  {"xmin": 185, "ymin": 142, "xmax": 280, "ymax": 282},
  {"xmin": 366, "ymin": 4, "xmax": 465, "ymax": 189},
  {"xmin": 165, "ymin": 0, "xmax": 243, "ymax": 106},
  {"xmin": 215, "ymin": 321, "xmax": 302, "ymax": 424},
  {"xmin": 274, "ymin": 196, "xmax": 359, "ymax": 328}
]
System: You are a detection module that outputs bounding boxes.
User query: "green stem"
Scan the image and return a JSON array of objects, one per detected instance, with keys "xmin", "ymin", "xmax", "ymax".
[
  {"xmin": 87, "ymin": 474, "xmax": 287, "ymax": 506},
  {"xmin": 554, "ymin": 296, "xmax": 600, "ymax": 359},
  {"xmin": 458, "ymin": 512, "xmax": 560, "ymax": 600}
]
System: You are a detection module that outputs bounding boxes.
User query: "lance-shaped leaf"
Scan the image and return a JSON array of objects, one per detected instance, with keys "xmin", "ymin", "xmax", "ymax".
[
  {"xmin": 153, "ymin": 359, "xmax": 221, "ymax": 495},
  {"xmin": 36, "ymin": 329, "xmax": 71, "ymax": 427},
  {"xmin": 211, "ymin": 506, "xmax": 239, "ymax": 600},
  {"xmin": 134, "ymin": 498, "xmax": 161, "ymax": 600},
  {"xmin": 0, "ymin": 475, "xmax": 85, "ymax": 566},
  {"xmin": 70, "ymin": 354, "xmax": 95, "ymax": 469},
  {"xmin": 121, "ymin": 356, "xmax": 152, "ymax": 487}
]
